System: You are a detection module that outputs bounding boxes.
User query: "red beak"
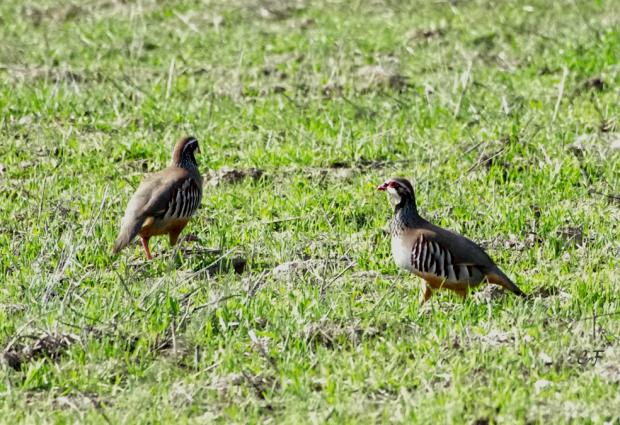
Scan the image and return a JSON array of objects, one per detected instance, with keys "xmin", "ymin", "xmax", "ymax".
[{"xmin": 377, "ymin": 182, "xmax": 388, "ymax": 191}]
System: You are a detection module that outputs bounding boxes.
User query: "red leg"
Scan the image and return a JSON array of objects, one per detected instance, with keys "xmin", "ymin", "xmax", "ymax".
[{"xmin": 141, "ymin": 237, "xmax": 153, "ymax": 260}]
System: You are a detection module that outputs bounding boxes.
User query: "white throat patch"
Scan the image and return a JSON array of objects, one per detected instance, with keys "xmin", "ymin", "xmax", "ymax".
[{"xmin": 387, "ymin": 187, "xmax": 401, "ymax": 207}]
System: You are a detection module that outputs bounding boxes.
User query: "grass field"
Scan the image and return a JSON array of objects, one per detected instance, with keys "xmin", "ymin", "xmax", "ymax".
[{"xmin": 1, "ymin": 0, "xmax": 619, "ymax": 423}]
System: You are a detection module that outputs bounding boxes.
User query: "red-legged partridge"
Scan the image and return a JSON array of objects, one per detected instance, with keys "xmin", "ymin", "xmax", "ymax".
[
  {"xmin": 112, "ymin": 136, "xmax": 203, "ymax": 260},
  {"xmin": 377, "ymin": 177, "xmax": 525, "ymax": 303}
]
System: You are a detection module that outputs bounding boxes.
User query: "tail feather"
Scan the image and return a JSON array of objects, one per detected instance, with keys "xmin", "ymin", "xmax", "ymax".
[
  {"xmin": 486, "ymin": 268, "xmax": 525, "ymax": 297},
  {"xmin": 112, "ymin": 216, "xmax": 145, "ymax": 255}
]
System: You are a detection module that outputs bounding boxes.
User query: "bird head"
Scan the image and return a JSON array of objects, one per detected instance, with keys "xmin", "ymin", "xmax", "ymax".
[
  {"xmin": 377, "ymin": 177, "xmax": 415, "ymax": 208},
  {"xmin": 172, "ymin": 136, "xmax": 200, "ymax": 168}
]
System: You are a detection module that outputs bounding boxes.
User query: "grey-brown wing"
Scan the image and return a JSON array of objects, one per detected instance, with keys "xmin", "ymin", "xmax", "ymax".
[
  {"xmin": 136, "ymin": 167, "xmax": 195, "ymax": 218},
  {"xmin": 411, "ymin": 231, "xmax": 489, "ymax": 284}
]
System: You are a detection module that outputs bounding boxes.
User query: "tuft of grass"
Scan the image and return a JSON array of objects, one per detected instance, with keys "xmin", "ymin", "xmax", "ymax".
[{"xmin": 1, "ymin": 0, "xmax": 619, "ymax": 423}]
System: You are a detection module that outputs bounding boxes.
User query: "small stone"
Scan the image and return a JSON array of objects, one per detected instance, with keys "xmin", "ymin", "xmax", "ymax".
[
  {"xmin": 539, "ymin": 352, "xmax": 553, "ymax": 366},
  {"xmin": 534, "ymin": 379, "xmax": 552, "ymax": 393}
]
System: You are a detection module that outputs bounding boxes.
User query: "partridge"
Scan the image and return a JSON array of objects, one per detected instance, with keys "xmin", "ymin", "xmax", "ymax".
[
  {"xmin": 377, "ymin": 177, "xmax": 525, "ymax": 303},
  {"xmin": 112, "ymin": 136, "xmax": 203, "ymax": 260}
]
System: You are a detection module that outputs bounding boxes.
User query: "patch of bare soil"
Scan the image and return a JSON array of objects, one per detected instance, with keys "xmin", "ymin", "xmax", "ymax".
[
  {"xmin": 277, "ymin": 165, "xmax": 359, "ymax": 183},
  {"xmin": 270, "ymin": 258, "xmax": 354, "ymax": 292},
  {"xmin": 206, "ymin": 167, "xmax": 264, "ymax": 187},
  {"xmin": 25, "ymin": 390, "xmax": 109, "ymax": 412},
  {"xmin": 477, "ymin": 329, "xmax": 514, "ymax": 348},
  {"xmin": 242, "ymin": 370, "xmax": 279, "ymax": 400},
  {"xmin": 0, "ymin": 303, "xmax": 26, "ymax": 314},
  {"xmin": 3, "ymin": 332, "xmax": 78, "ymax": 370},
  {"xmin": 197, "ymin": 254, "xmax": 247, "ymax": 275},
  {"xmin": 573, "ymin": 76, "xmax": 606, "ymax": 95},
  {"xmin": 530, "ymin": 286, "xmax": 570, "ymax": 301},
  {"xmin": 595, "ymin": 346, "xmax": 620, "ymax": 384},
  {"xmin": 406, "ymin": 27, "xmax": 447, "ymax": 41},
  {"xmin": 0, "ymin": 65, "xmax": 86, "ymax": 84},
  {"xmin": 265, "ymin": 159, "xmax": 417, "ymax": 184},
  {"xmin": 571, "ymin": 132, "xmax": 620, "ymax": 156},
  {"xmin": 556, "ymin": 226, "xmax": 586, "ymax": 247},
  {"xmin": 303, "ymin": 319, "xmax": 379, "ymax": 348},
  {"xmin": 22, "ymin": 4, "xmax": 86, "ymax": 26},
  {"xmin": 473, "ymin": 284, "xmax": 512, "ymax": 302},
  {"xmin": 348, "ymin": 270, "xmax": 389, "ymax": 281},
  {"xmin": 208, "ymin": 373, "xmax": 245, "ymax": 394},
  {"xmin": 255, "ymin": 1, "xmax": 306, "ymax": 21},
  {"xmin": 54, "ymin": 392, "xmax": 107, "ymax": 411},
  {"xmin": 355, "ymin": 65, "xmax": 410, "ymax": 92},
  {"xmin": 2, "ymin": 322, "xmax": 202, "ymax": 372},
  {"xmin": 534, "ymin": 379, "xmax": 553, "ymax": 394},
  {"xmin": 271, "ymin": 258, "xmax": 351, "ymax": 278},
  {"xmin": 589, "ymin": 189, "xmax": 620, "ymax": 206},
  {"xmin": 204, "ymin": 370, "xmax": 279, "ymax": 412},
  {"xmin": 322, "ymin": 82, "xmax": 343, "ymax": 98},
  {"xmin": 610, "ymin": 139, "xmax": 620, "ymax": 153},
  {"xmin": 481, "ymin": 232, "xmax": 541, "ymax": 251},
  {"xmin": 272, "ymin": 259, "xmax": 327, "ymax": 277},
  {"xmin": 169, "ymin": 381, "xmax": 201, "ymax": 408}
]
